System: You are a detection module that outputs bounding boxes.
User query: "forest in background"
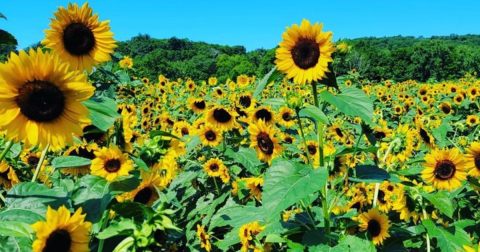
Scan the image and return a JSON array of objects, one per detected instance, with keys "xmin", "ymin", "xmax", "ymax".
[{"xmin": 2, "ymin": 33, "xmax": 480, "ymax": 83}]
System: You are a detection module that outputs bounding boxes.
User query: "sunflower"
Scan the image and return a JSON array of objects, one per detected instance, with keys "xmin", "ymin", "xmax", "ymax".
[
  {"xmin": 248, "ymin": 119, "xmax": 283, "ymax": 165},
  {"xmin": 0, "ymin": 162, "xmax": 20, "ymax": 190},
  {"xmin": 0, "ymin": 49, "xmax": 94, "ymax": 151},
  {"xmin": 393, "ymin": 105, "xmax": 403, "ymax": 115},
  {"xmin": 237, "ymin": 93, "xmax": 255, "ymax": 110},
  {"xmin": 197, "ymin": 124, "xmax": 223, "ymax": 147},
  {"xmin": 81, "ymin": 124, "xmax": 107, "ymax": 144},
  {"xmin": 42, "ymin": 2, "xmax": 117, "ymax": 72},
  {"xmin": 90, "ymin": 146, "xmax": 134, "ymax": 181},
  {"xmin": 116, "ymin": 172, "xmax": 162, "ymax": 206},
  {"xmin": 203, "ymin": 158, "xmax": 227, "ymax": 178},
  {"xmin": 416, "ymin": 121, "xmax": 435, "ymax": 149},
  {"xmin": 188, "ymin": 97, "xmax": 208, "ymax": 114},
  {"xmin": 250, "ymin": 106, "xmax": 276, "ymax": 126},
  {"xmin": 329, "ymin": 122, "xmax": 347, "ymax": 141},
  {"xmin": 353, "ymin": 208, "xmax": 390, "ymax": 245},
  {"xmin": 244, "ymin": 177, "xmax": 264, "ymax": 201},
  {"xmin": 205, "ymin": 105, "xmax": 238, "ymax": 131},
  {"xmin": 174, "ymin": 121, "xmax": 191, "ymax": 137},
  {"xmin": 152, "ymin": 153, "xmax": 178, "ymax": 187},
  {"xmin": 421, "ymin": 148, "xmax": 468, "ymax": 191},
  {"xmin": 453, "ymin": 94, "xmax": 464, "ymax": 105},
  {"xmin": 275, "ymin": 19, "xmax": 335, "ymax": 85},
  {"xmin": 466, "ymin": 115, "xmax": 479, "ymax": 127},
  {"xmin": 208, "ymin": 77, "xmax": 217, "ymax": 86},
  {"xmin": 119, "ymin": 56, "xmax": 133, "ymax": 69},
  {"xmin": 465, "ymin": 142, "xmax": 480, "ymax": 178},
  {"xmin": 197, "ymin": 225, "xmax": 211, "ymax": 252},
  {"xmin": 31, "ymin": 205, "xmax": 92, "ymax": 252},
  {"xmin": 438, "ymin": 102, "xmax": 453, "ymax": 115},
  {"xmin": 277, "ymin": 107, "xmax": 296, "ymax": 128},
  {"xmin": 186, "ymin": 80, "xmax": 196, "ymax": 92},
  {"xmin": 62, "ymin": 142, "xmax": 99, "ymax": 176}
]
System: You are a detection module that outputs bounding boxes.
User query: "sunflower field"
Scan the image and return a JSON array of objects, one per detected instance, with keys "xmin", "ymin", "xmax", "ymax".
[{"xmin": 1, "ymin": 3, "xmax": 480, "ymax": 252}]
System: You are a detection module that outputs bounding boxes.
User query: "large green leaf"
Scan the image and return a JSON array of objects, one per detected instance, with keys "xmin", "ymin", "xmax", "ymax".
[
  {"xmin": 83, "ymin": 97, "xmax": 120, "ymax": 132},
  {"xmin": 225, "ymin": 147, "xmax": 262, "ymax": 176},
  {"xmin": 320, "ymin": 87, "xmax": 374, "ymax": 125},
  {"xmin": 349, "ymin": 165, "xmax": 390, "ymax": 183},
  {"xmin": 299, "ymin": 104, "xmax": 329, "ymax": 124},
  {"xmin": 51, "ymin": 156, "xmax": 91, "ymax": 169},
  {"xmin": 97, "ymin": 218, "xmax": 136, "ymax": 239},
  {"xmin": 422, "ymin": 219, "xmax": 471, "ymax": 252},
  {"xmin": 0, "ymin": 236, "xmax": 32, "ymax": 252},
  {"xmin": 210, "ymin": 204, "xmax": 265, "ymax": 229},
  {"xmin": 72, "ymin": 175, "xmax": 113, "ymax": 223},
  {"xmin": 0, "ymin": 221, "xmax": 33, "ymax": 239},
  {"xmin": 253, "ymin": 67, "xmax": 282, "ymax": 98},
  {"xmin": 421, "ymin": 191, "xmax": 454, "ymax": 218},
  {"xmin": 262, "ymin": 159, "xmax": 328, "ymax": 220},
  {"xmin": 109, "ymin": 175, "xmax": 141, "ymax": 195},
  {"xmin": 0, "ymin": 29, "xmax": 17, "ymax": 45}
]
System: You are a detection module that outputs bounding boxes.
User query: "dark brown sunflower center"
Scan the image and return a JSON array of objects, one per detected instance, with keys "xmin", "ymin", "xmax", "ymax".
[
  {"xmin": 213, "ymin": 108, "xmax": 232, "ymax": 123},
  {"xmin": 434, "ymin": 160, "xmax": 456, "ymax": 180},
  {"xmin": 335, "ymin": 128, "xmax": 344, "ymax": 138},
  {"xmin": 0, "ymin": 170, "xmax": 9, "ymax": 180},
  {"xmin": 374, "ymin": 131, "xmax": 386, "ymax": 141},
  {"xmin": 307, "ymin": 145, "xmax": 317, "ymax": 155},
  {"xmin": 351, "ymin": 202, "xmax": 361, "ymax": 212},
  {"xmin": 194, "ymin": 100, "xmax": 206, "ymax": 110},
  {"xmin": 210, "ymin": 164, "xmax": 219, "ymax": 172},
  {"xmin": 62, "ymin": 22, "xmax": 95, "ymax": 56},
  {"xmin": 236, "ymin": 107, "xmax": 247, "ymax": 118},
  {"xmin": 134, "ymin": 187, "xmax": 153, "ymax": 205},
  {"xmin": 257, "ymin": 132, "xmax": 274, "ymax": 155},
  {"xmin": 255, "ymin": 109, "xmax": 272, "ymax": 122},
  {"xmin": 27, "ymin": 156, "xmax": 40, "ymax": 166},
  {"xmin": 285, "ymin": 137, "xmax": 293, "ymax": 144},
  {"xmin": 367, "ymin": 220, "xmax": 381, "ymax": 237},
  {"xmin": 216, "ymin": 89, "xmax": 222, "ymax": 95},
  {"xmin": 419, "ymin": 128, "xmax": 432, "ymax": 144},
  {"xmin": 440, "ymin": 105, "xmax": 451, "ymax": 114},
  {"xmin": 387, "ymin": 185, "xmax": 394, "ymax": 192},
  {"xmin": 239, "ymin": 96, "xmax": 252, "ymax": 108},
  {"xmin": 105, "ymin": 159, "xmax": 121, "ymax": 172},
  {"xmin": 69, "ymin": 147, "xmax": 96, "ymax": 160},
  {"xmin": 143, "ymin": 107, "xmax": 149, "ymax": 114},
  {"xmin": 474, "ymin": 154, "xmax": 480, "ymax": 170},
  {"xmin": 420, "ymin": 89, "xmax": 427, "ymax": 95},
  {"xmin": 205, "ymin": 130, "xmax": 216, "ymax": 141},
  {"xmin": 377, "ymin": 190, "xmax": 387, "ymax": 204},
  {"xmin": 167, "ymin": 118, "xmax": 175, "ymax": 126},
  {"xmin": 181, "ymin": 128, "xmax": 189, "ymax": 136},
  {"xmin": 83, "ymin": 125, "xmax": 105, "ymax": 143},
  {"xmin": 16, "ymin": 81, "xmax": 65, "ymax": 122},
  {"xmin": 291, "ymin": 38, "xmax": 320, "ymax": 70},
  {"xmin": 282, "ymin": 112, "xmax": 292, "ymax": 121},
  {"xmin": 43, "ymin": 229, "xmax": 71, "ymax": 252}
]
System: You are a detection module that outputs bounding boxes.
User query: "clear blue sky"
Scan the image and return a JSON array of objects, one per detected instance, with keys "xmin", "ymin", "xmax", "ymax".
[{"xmin": 2, "ymin": 0, "xmax": 480, "ymax": 51}]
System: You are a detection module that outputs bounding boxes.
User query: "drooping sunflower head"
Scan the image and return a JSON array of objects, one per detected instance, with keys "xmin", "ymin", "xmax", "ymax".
[
  {"xmin": 353, "ymin": 208, "xmax": 390, "ymax": 245},
  {"xmin": 275, "ymin": 19, "xmax": 336, "ymax": 85},
  {"xmin": 42, "ymin": 2, "xmax": 117, "ymax": 72},
  {"xmin": 31, "ymin": 205, "xmax": 92, "ymax": 252},
  {"xmin": 0, "ymin": 49, "xmax": 94, "ymax": 151},
  {"xmin": 248, "ymin": 119, "xmax": 283, "ymax": 165},
  {"xmin": 90, "ymin": 146, "xmax": 134, "ymax": 182},
  {"xmin": 438, "ymin": 102, "xmax": 453, "ymax": 115},
  {"xmin": 421, "ymin": 148, "xmax": 468, "ymax": 191},
  {"xmin": 197, "ymin": 225, "xmax": 211, "ymax": 251}
]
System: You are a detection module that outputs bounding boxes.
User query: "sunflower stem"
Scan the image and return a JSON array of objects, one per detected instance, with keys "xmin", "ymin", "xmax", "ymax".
[
  {"xmin": 422, "ymin": 208, "xmax": 431, "ymax": 252},
  {"xmin": 213, "ymin": 177, "xmax": 220, "ymax": 195},
  {"xmin": 97, "ymin": 209, "xmax": 110, "ymax": 252},
  {"xmin": 0, "ymin": 192, "xmax": 5, "ymax": 204},
  {"xmin": 31, "ymin": 143, "xmax": 50, "ymax": 183},
  {"xmin": 0, "ymin": 140, "xmax": 14, "ymax": 164},
  {"xmin": 300, "ymin": 199, "xmax": 316, "ymax": 227},
  {"xmin": 373, "ymin": 183, "xmax": 380, "ymax": 207},
  {"xmin": 295, "ymin": 110, "xmax": 313, "ymax": 166}
]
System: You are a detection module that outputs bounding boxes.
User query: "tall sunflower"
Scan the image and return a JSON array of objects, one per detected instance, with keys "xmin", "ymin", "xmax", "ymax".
[
  {"xmin": 353, "ymin": 208, "xmax": 390, "ymax": 246},
  {"xmin": 90, "ymin": 146, "xmax": 134, "ymax": 181},
  {"xmin": 42, "ymin": 2, "xmax": 117, "ymax": 72},
  {"xmin": 421, "ymin": 148, "xmax": 467, "ymax": 191},
  {"xmin": 248, "ymin": 119, "xmax": 283, "ymax": 165},
  {"xmin": 0, "ymin": 49, "xmax": 94, "ymax": 151},
  {"xmin": 275, "ymin": 19, "xmax": 335, "ymax": 85},
  {"xmin": 31, "ymin": 205, "xmax": 92, "ymax": 252}
]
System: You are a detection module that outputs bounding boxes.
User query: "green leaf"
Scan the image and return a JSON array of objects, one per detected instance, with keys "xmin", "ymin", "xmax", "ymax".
[
  {"xmin": 210, "ymin": 204, "xmax": 265, "ymax": 229},
  {"xmin": 83, "ymin": 97, "xmax": 120, "ymax": 132},
  {"xmin": 113, "ymin": 236, "xmax": 135, "ymax": 252},
  {"xmin": 0, "ymin": 221, "xmax": 33, "ymax": 238},
  {"xmin": 320, "ymin": 87, "xmax": 374, "ymax": 125},
  {"xmin": 302, "ymin": 228, "xmax": 325, "ymax": 246},
  {"xmin": 72, "ymin": 175, "xmax": 113, "ymax": 223},
  {"xmin": 0, "ymin": 29, "xmax": 17, "ymax": 45},
  {"xmin": 129, "ymin": 155, "xmax": 150, "ymax": 173},
  {"xmin": 422, "ymin": 219, "xmax": 470, "ymax": 252},
  {"xmin": 200, "ymin": 193, "xmax": 229, "ymax": 226},
  {"xmin": 421, "ymin": 191, "xmax": 454, "ymax": 218},
  {"xmin": 225, "ymin": 147, "xmax": 262, "ymax": 176},
  {"xmin": 97, "ymin": 218, "xmax": 136, "ymax": 239},
  {"xmin": 150, "ymin": 130, "xmax": 182, "ymax": 140},
  {"xmin": 299, "ymin": 104, "xmax": 330, "ymax": 124},
  {"xmin": 262, "ymin": 98, "xmax": 285, "ymax": 107},
  {"xmin": 336, "ymin": 235, "xmax": 376, "ymax": 252},
  {"xmin": 51, "ymin": 156, "xmax": 91, "ymax": 169},
  {"xmin": 349, "ymin": 165, "xmax": 390, "ymax": 183},
  {"xmin": 262, "ymin": 159, "xmax": 328, "ymax": 221},
  {"xmin": 109, "ymin": 175, "xmax": 140, "ymax": 195},
  {"xmin": 112, "ymin": 202, "xmax": 154, "ymax": 222},
  {"xmin": 0, "ymin": 236, "xmax": 32, "ymax": 252},
  {"xmin": 253, "ymin": 67, "xmax": 282, "ymax": 98}
]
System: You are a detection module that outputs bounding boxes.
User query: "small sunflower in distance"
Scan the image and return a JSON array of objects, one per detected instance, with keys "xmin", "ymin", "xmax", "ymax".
[
  {"xmin": 31, "ymin": 205, "xmax": 92, "ymax": 252},
  {"xmin": 248, "ymin": 119, "xmax": 283, "ymax": 165},
  {"xmin": 197, "ymin": 225, "xmax": 211, "ymax": 251},
  {"xmin": 91, "ymin": 146, "xmax": 134, "ymax": 181},
  {"xmin": 0, "ymin": 48, "xmax": 94, "ymax": 151},
  {"xmin": 353, "ymin": 208, "xmax": 390, "ymax": 245},
  {"xmin": 275, "ymin": 19, "xmax": 335, "ymax": 85},
  {"xmin": 421, "ymin": 148, "xmax": 468, "ymax": 191},
  {"xmin": 43, "ymin": 2, "xmax": 117, "ymax": 72}
]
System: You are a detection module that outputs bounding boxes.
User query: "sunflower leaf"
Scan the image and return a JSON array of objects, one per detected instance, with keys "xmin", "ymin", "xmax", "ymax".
[
  {"xmin": 0, "ymin": 221, "xmax": 33, "ymax": 239},
  {"xmin": 320, "ymin": 87, "xmax": 374, "ymax": 125},
  {"xmin": 253, "ymin": 67, "xmax": 282, "ymax": 98},
  {"xmin": 51, "ymin": 156, "xmax": 92, "ymax": 170},
  {"xmin": 72, "ymin": 175, "xmax": 114, "ymax": 224},
  {"xmin": 422, "ymin": 219, "xmax": 470, "ymax": 252},
  {"xmin": 97, "ymin": 218, "xmax": 136, "ymax": 239},
  {"xmin": 0, "ymin": 29, "xmax": 17, "ymax": 45},
  {"xmin": 84, "ymin": 97, "xmax": 121, "ymax": 132},
  {"xmin": 150, "ymin": 130, "xmax": 182, "ymax": 140},
  {"xmin": 262, "ymin": 159, "xmax": 328, "ymax": 221},
  {"xmin": 225, "ymin": 147, "xmax": 262, "ymax": 176},
  {"xmin": 421, "ymin": 191, "xmax": 454, "ymax": 218},
  {"xmin": 349, "ymin": 165, "xmax": 390, "ymax": 183},
  {"xmin": 300, "ymin": 104, "xmax": 329, "ymax": 124},
  {"xmin": 0, "ymin": 236, "xmax": 32, "ymax": 252}
]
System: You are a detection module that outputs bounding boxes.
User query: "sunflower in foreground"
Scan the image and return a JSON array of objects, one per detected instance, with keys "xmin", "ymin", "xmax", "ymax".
[
  {"xmin": 248, "ymin": 119, "xmax": 283, "ymax": 165},
  {"xmin": 353, "ymin": 208, "xmax": 390, "ymax": 246},
  {"xmin": 31, "ymin": 205, "xmax": 92, "ymax": 252},
  {"xmin": 421, "ymin": 148, "xmax": 467, "ymax": 191},
  {"xmin": 90, "ymin": 146, "xmax": 134, "ymax": 181},
  {"xmin": 275, "ymin": 19, "xmax": 336, "ymax": 85},
  {"xmin": 0, "ymin": 49, "xmax": 94, "ymax": 151},
  {"xmin": 43, "ymin": 2, "xmax": 117, "ymax": 72}
]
